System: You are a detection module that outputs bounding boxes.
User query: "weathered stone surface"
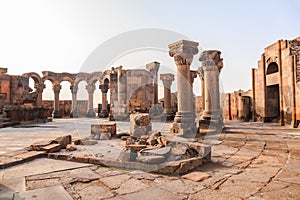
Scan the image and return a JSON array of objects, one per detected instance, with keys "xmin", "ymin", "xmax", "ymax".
[
  {"xmin": 41, "ymin": 143, "xmax": 62, "ymax": 153},
  {"xmin": 130, "ymin": 113, "xmax": 152, "ymax": 138},
  {"xmin": 30, "ymin": 140, "xmax": 53, "ymax": 151},
  {"xmin": 137, "ymin": 155, "xmax": 165, "ymax": 164},
  {"xmin": 140, "ymin": 146, "xmax": 171, "ymax": 157},
  {"xmin": 182, "ymin": 171, "xmax": 211, "ymax": 182},
  {"xmin": 99, "ymin": 132, "xmax": 111, "ymax": 140},
  {"xmin": 20, "ymin": 185, "xmax": 73, "ymax": 200}
]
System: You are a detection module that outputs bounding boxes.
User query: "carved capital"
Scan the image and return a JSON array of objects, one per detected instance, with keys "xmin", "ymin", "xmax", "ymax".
[
  {"xmin": 34, "ymin": 83, "xmax": 45, "ymax": 93},
  {"xmin": 99, "ymin": 84, "xmax": 109, "ymax": 93},
  {"xmin": 169, "ymin": 40, "xmax": 199, "ymax": 66},
  {"xmin": 86, "ymin": 84, "xmax": 96, "ymax": 94},
  {"xmin": 52, "ymin": 84, "xmax": 61, "ymax": 94},
  {"xmin": 160, "ymin": 73, "xmax": 175, "ymax": 88},
  {"xmin": 200, "ymin": 50, "xmax": 223, "ymax": 72}
]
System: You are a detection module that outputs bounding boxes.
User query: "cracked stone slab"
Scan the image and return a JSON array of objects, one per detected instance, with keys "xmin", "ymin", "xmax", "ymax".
[{"xmin": 19, "ymin": 185, "xmax": 73, "ymax": 200}]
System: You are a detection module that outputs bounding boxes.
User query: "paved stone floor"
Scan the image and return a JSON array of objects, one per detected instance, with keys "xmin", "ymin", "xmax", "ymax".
[{"xmin": 0, "ymin": 119, "xmax": 300, "ymax": 199}]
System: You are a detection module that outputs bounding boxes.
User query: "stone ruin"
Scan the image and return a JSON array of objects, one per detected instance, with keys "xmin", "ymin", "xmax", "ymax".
[{"xmin": 0, "ymin": 38, "xmax": 225, "ymax": 172}]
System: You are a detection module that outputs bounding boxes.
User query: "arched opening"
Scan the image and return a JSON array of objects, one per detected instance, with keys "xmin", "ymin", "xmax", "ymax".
[
  {"xmin": 94, "ymin": 80, "xmax": 101, "ymax": 114},
  {"xmin": 59, "ymin": 81, "xmax": 72, "ymax": 117},
  {"xmin": 42, "ymin": 80, "xmax": 54, "ymax": 115},
  {"xmin": 266, "ymin": 62, "xmax": 278, "ymax": 75},
  {"xmin": 28, "ymin": 78, "xmax": 36, "ymax": 92},
  {"xmin": 77, "ymin": 81, "xmax": 88, "ymax": 117}
]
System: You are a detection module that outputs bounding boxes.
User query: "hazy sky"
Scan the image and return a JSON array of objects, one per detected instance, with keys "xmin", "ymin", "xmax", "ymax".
[{"xmin": 0, "ymin": 0, "xmax": 299, "ymax": 100}]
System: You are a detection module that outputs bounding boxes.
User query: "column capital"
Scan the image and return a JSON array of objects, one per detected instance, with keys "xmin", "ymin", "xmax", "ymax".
[
  {"xmin": 52, "ymin": 84, "xmax": 61, "ymax": 94},
  {"xmin": 146, "ymin": 61, "xmax": 160, "ymax": 74},
  {"xmin": 86, "ymin": 84, "xmax": 96, "ymax": 93},
  {"xmin": 169, "ymin": 40, "xmax": 199, "ymax": 65},
  {"xmin": 35, "ymin": 83, "xmax": 45, "ymax": 93},
  {"xmin": 160, "ymin": 73, "xmax": 175, "ymax": 88},
  {"xmin": 199, "ymin": 50, "xmax": 223, "ymax": 71},
  {"xmin": 99, "ymin": 84, "xmax": 109, "ymax": 93},
  {"xmin": 70, "ymin": 85, "xmax": 78, "ymax": 94}
]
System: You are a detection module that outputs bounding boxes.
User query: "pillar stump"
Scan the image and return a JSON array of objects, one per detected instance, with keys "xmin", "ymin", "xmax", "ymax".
[
  {"xmin": 52, "ymin": 84, "xmax": 62, "ymax": 118},
  {"xmin": 99, "ymin": 84, "xmax": 109, "ymax": 118},
  {"xmin": 70, "ymin": 85, "xmax": 79, "ymax": 118},
  {"xmin": 199, "ymin": 50, "xmax": 223, "ymax": 131},
  {"xmin": 160, "ymin": 73, "xmax": 175, "ymax": 121},
  {"xmin": 85, "ymin": 84, "xmax": 96, "ymax": 118},
  {"xmin": 169, "ymin": 40, "xmax": 199, "ymax": 136}
]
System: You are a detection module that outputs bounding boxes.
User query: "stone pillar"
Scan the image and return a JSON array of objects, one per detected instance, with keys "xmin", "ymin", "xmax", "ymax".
[
  {"xmin": 34, "ymin": 83, "xmax": 45, "ymax": 107},
  {"xmin": 99, "ymin": 84, "xmax": 109, "ymax": 118},
  {"xmin": 109, "ymin": 68, "xmax": 118, "ymax": 120},
  {"xmin": 115, "ymin": 66, "xmax": 128, "ymax": 119},
  {"xmin": 85, "ymin": 84, "xmax": 96, "ymax": 118},
  {"xmin": 146, "ymin": 61, "xmax": 160, "ymax": 105},
  {"xmin": 52, "ymin": 84, "xmax": 62, "ymax": 118},
  {"xmin": 160, "ymin": 73, "xmax": 175, "ymax": 121},
  {"xmin": 169, "ymin": 40, "xmax": 199, "ymax": 136},
  {"xmin": 199, "ymin": 50, "xmax": 223, "ymax": 131},
  {"xmin": 70, "ymin": 84, "xmax": 78, "ymax": 118}
]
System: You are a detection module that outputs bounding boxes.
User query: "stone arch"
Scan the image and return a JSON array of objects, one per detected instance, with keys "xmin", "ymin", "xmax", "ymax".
[
  {"xmin": 42, "ymin": 71, "xmax": 59, "ymax": 85},
  {"xmin": 22, "ymin": 72, "xmax": 43, "ymax": 84},
  {"xmin": 99, "ymin": 70, "xmax": 111, "ymax": 85},
  {"xmin": 88, "ymin": 71, "xmax": 103, "ymax": 85},
  {"xmin": 58, "ymin": 73, "xmax": 75, "ymax": 85}
]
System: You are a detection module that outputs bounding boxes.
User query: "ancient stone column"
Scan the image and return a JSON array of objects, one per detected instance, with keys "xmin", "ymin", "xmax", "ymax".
[
  {"xmin": 85, "ymin": 84, "xmax": 96, "ymax": 118},
  {"xmin": 199, "ymin": 50, "xmax": 223, "ymax": 130},
  {"xmin": 115, "ymin": 66, "xmax": 128, "ymax": 119},
  {"xmin": 169, "ymin": 40, "xmax": 199, "ymax": 136},
  {"xmin": 160, "ymin": 73, "xmax": 175, "ymax": 121},
  {"xmin": 146, "ymin": 61, "xmax": 160, "ymax": 105},
  {"xmin": 70, "ymin": 84, "xmax": 78, "ymax": 118},
  {"xmin": 99, "ymin": 84, "xmax": 109, "ymax": 118},
  {"xmin": 34, "ymin": 83, "xmax": 45, "ymax": 107},
  {"xmin": 52, "ymin": 84, "xmax": 62, "ymax": 118},
  {"xmin": 109, "ymin": 67, "xmax": 118, "ymax": 120}
]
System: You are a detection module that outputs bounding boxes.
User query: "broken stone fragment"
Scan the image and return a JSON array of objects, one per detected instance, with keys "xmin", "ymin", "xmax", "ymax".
[
  {"xmin": 30, "ymin": 140, "xmax": 53, "ymax": 151},
  {"xmin": 157, "ymin": 136, "xmax": 168, "ymax": 147},
  {"xmin": 137, "ymin": 155, "xmax": 165, "ymax": 164},
  {"xmin": 133, "ymin": 114, "xmax": 151, "ymax": 126},
  {"xmin": 181, "ymin": 171, "xmax": 211, "ymax": 182},
  {"xmin": 125, "ymin": 144, "xmax": 147, "ymax": 151},
  {"xmin": 66, "ymin": 144, "xmax": 77, "ymax": 151},
  {"xmin": 147, "ymin": 131, "xmax": 161, "ymax": 146},
  {"xmin": 121, "ymin": 136, "xmax": 131, "ymax": 141},
  {"xmin": 116, "ymin": 131, "xmax": 130, "ymax": 138},
  {"xmin": 40, "ymin": 143, "xmax": 61, "ymax": 153},
  {"xmin": 53, "ymin": 135, "xmax": 71, "ymax": 149}
]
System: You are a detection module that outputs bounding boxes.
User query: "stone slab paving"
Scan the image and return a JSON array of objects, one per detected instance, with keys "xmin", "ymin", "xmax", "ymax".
[{"xmin": 0, "ymin": 119, "xmax": 300, "ymax": 199}]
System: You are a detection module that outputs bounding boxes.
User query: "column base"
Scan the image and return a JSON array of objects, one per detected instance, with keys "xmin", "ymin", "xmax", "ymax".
[
  {"xmin": 85, "ymin": 110, "xmax": 96, "ymax": 118},
  {"xmin": 70, "ymin": 110, "xmax": 79, "ymax": 118},
  {"xmin": 170, "ymin": 111, "xmax": 197, "ymax": 137},
  {"xmin": 98, "ymin": 110, "xmax": 109, "ymax": 118},
  {"xmin": 160, "ymin": 113, "xmax": 175, "ymax": 121},
  {"xmin": 52, "ymin": 110, "xmax": 62, "ymax": 118},
  {"xmin": 198, "ymin": 111, "xmax": 223, "ymax": 133}
]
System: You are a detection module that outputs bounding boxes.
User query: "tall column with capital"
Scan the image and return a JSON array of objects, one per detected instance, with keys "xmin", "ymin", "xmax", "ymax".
[
  {"xmin": 85, "ymin": 84, "xmax": 96, "ymax": 117},
  {"xmin": 169, "ymin": 40, "xmax": 199, "ymax": 136},
  {"xmin": 146, "ymin": 61, "xmax": 160, "ymax": 105},
  {"xmin": 160, "ymin": 73, "xmax": 175, "ymax": 121},
  {"xmin": 70, "ymin": 84, "xmax": 78, "ymax": 118},
  {"xmin": 199, "ymin": 50, "xmax": 223, "ymax": 130},
  {"xmin": 99, "ymin": 84, "xmax": 109, "ymax": 118},
  {"xmin": 34, "ymin": 83, "xmax": 45, "ymax": 107},
  {"xmin": 52, "ymin": 84, "xmax": 62, "ymax": 118},
  {"xmin": 115, "ymin": 66, "xmax": 128, "ymax": 119}
]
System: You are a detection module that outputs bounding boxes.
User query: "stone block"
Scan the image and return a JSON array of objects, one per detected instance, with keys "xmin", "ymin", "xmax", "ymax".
[
  {"xmin": 130, "ymin": 114, "xmax": 152, "ymax": 138},
  {"xmin": 140, "ymin": 146, "xmax": 171, "ymax": 157},
  {"xmin": 181, "ymin": 171, "xmax": 211, "ymax": 182},
  {"xmin": 30, "ymin": 140, "xmax": 53, "ymax": 151},
  {"xmin": 40, "ymin": 143, "xmax": 62, "ymax": 153},
  {"xmin": 54, "ymin": 135, "xmax": 72, "ymax": 148},
  {"xmin": 100, "ymin": 132, "xmax": 111, "ymax": 140},
  {"xmin": 90, "ymin": 123, "xmax": 116, "ymax": 140},
  {"xmin": 66, "ymin": 144, "xmax": 77, "ymax": 151}
]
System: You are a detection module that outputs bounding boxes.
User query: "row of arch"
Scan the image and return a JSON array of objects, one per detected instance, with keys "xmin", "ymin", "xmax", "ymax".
[{"xmin": 22, "ymin": 69, "xmax": 115, "ymax": 118}]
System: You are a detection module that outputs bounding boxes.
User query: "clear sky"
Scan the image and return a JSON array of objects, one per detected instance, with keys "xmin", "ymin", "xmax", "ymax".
[{"xmin": 0, "ymin": 0, "xmax": 299, "ymax": 101}]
